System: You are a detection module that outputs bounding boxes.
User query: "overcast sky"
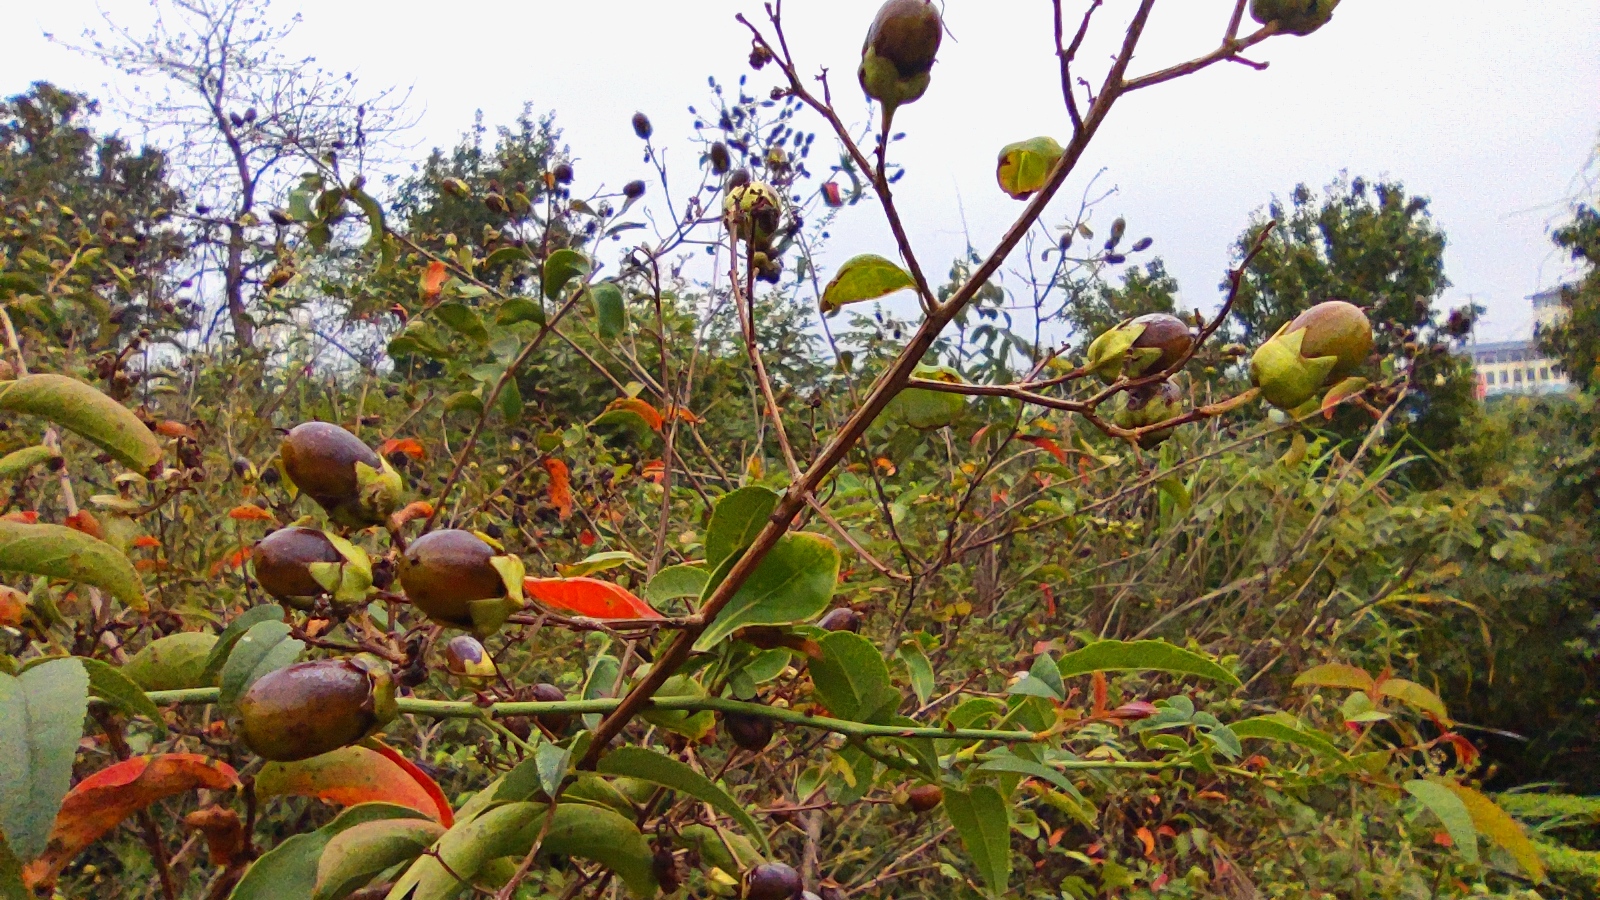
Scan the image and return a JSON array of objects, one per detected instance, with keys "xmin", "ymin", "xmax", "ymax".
[{"xmin": 4, "ymin": 1, "xmax": 1596, "ymax": 341}]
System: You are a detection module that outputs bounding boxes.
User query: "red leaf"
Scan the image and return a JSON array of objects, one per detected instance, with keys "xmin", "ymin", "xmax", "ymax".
[
  {"xmin": 544, "ymin": 458, "xmax": 574, "ymax": 519},
  {"xmin": 23, "ymin": 754, "xmax": 239, "ymax": 890},
  {"xmin": 227, "ymin": 504, "xmax": 275, "ymax": 522},
  {"xmin": 153, "ymin": 420, "xmax": 195, "ymax": 439},
  {"xmin": 420, "ymin": 260, "xmax": 448, "ymax": 303},
  {"xmin": 388, "ymin": 501, "xmax": 435, "ymax": 529},
  {"xmin": 183, "ymin": 806, "xmax": 246, "ymax": 867},
  {"xmin": 1108, "ymin": 700, "xmax": 1158, "ymax": 721},
  {"xmin": 822, "ymin": 182, "xmax": 843, "ymax": 207},
  {"xmin": 1432, "ymin": 831, "xmax": 1454, "ymax": 847},
  {"xmin": 604, "ymin": 397, "xmax": 664, "ymax": 431},
  {"xmin": 1091, "ymin": 671, "xmax": 1108, "ymax": 716},
  {"xmin": 254, "ymin": 744, "xmax": 449, "ymax": 823},
  {"xmin": 523, "ymin": 576, "xmax": 664, "ymax": 620},
  {"xmin": 1016, "ymin": 435, "xmax": 1068, "ymax": 465},
  {"xmin": 1440, "ymin": 732, "xmax": 1480, "ymax": 767},
  {"xmin": 368, "ymin": 740, "xmax": 454, "ymax": 827},
  {"xmin": 64, "ymin": 510, "xmax": 102, "ymax": 539},
  {"xmin": 641, "ymin": 460, "xmax": 666, "ymax": 484},
  {"xmin": 0, "ymin": 585, "xmax": 26, "ymax": 627},
  {"xmin": 131, "ymin": 535, "xmax": 162, "ymax": 549},
  {"xmin": 209, "ymin": 547, "xmax": 251, "ymax": 577},
  {"xmin": 1040, "ymin": 584, "xmax": 1056, "ymax": 617},
  {"xmin": 378, "ymin": 438, "xmax": 427, "ymax": 460},
  {"xmin": 2, "ymin": 511, "xmax": 39, "ymax": 524},
  {"xmin": 578, "ymin": 529, "xmax": 596, "ymax": 547}
]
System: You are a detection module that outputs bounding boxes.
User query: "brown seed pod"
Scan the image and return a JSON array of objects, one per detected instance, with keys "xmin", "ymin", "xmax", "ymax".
[
  {"xmin": 1286, "ymin": 300, "xmax": 1373, "ymax": 380},
  {"xmin": 398, "ymin": 529, "xmax": 507, "ymax": 627},
  {"xmin": 905, "ymin": 783, "xmax": 944, "ymax": 813},
  {"xmin": 817, "ymin": 608, "xmax": 861, "ymax": 633},
  {"xmin": 743, "ymin": 862, "xmax": 804, "ymax": 900},
  {"xmin": 251, "ymin": 527, "xmax": 342, "ymax": 608},
  {"xmin": 236, "ymin": 655, "xmax": 397, "ymax": 762},
  {"xmin": 724, "ymin": 709, "xmax": 775, "ymax": 752},
  {"xmin": 632, "ymin": 112, "xmax": 653, "ymax": 140},
  {"xmin": 532, "ymin": 682, "xmax": 573, "ymax": 734},
  {"xmin": 1126, "ymin": 313, "xmax": 1194, "ymax": 376},
  {"xmin": 279, "ymin": 422, "xmax": 400, "ymax": 527}
]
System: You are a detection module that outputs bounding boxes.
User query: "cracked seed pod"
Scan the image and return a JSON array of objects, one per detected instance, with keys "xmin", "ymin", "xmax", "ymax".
[
  {"xmin": 858, "ymin": 0, "xmax": 943, "ymax": 119},
  {"xmin": 1112, "ymin": 380, "xmax": 1184, "ymax": 449},
  {"xmin": 279, "ymin": 422, "xmax": 402, "ymax": 528},
  {"xmin": 1086, "ymin": 313, "xmax": 1194, "ymax": 384},
  {"xmin": 399, "ymin": 528, "xmax": 524, "ymax": 634},
  {"xmin": 443, "ymin": 634, "xmax": 498, "ymax": 686},
  {"xmin": 723, "ymin": 181, "xmax": 782, "ymax": 248},
  {"xmin": 1250, "ymin": 0, "xmax": 1341, "ymax": 36},
  {"xmin": 743, "ymin": 862, "xmax": 804, "ymax": 900},
  {"xmin": 237, "ymin": 654, "xmax": 397, "ymax": 762},
  {"xmin": 251, "ymin": 527, "xmax": 342, "ymax": 609},
  {"xmin": 1250, "ymin": 300, "xmax": 1373, "ymax": 410}
]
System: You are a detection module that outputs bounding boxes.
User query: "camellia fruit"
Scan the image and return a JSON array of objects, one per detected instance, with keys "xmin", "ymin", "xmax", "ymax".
[
  {"xmin": 1249, "ymin": 0, "xmax": 1340, "ymax": 36},
  {"xmin": 1249, "ymin": 300, "xmax": 1373, "ymax": 410},
  {"xmin": 1112, "ymin": 379, "xmax": 1185, "ymax": 449},
  {"xmin": 725, "ymin": 707, "xmax": 776, "ymax": 752},
  {"xmin": 858, "ymin": 0, "xmax": 943, "ymax": 123},
  {"xmin": 279, "ymin": 422, "xmax": 402, "ymax": 528},
  {"xmin": 904, "ymin": 783, "xmax": 943, "ymax": 813},
  {"xmin": 251, "ymin": 526, "xmax": 343, "ymax": 609},
  {"xmin": 743, "ymin": 862, "xmax": 804, "ymax": 900},
  {"xmin": 399, "ymin": 528, "xmax": 524, "ymax": 634},
  {"xmin": 817, "ymin": 607, "xmax": 861, "ymax": 632},
  {"xmin": 723, "ymin": 181, "xmax": 782, "ymax": 248},
  {"xmin": 443, "ymin": 634, "xmax": 498, "ymax": 686},
  {"xmin": 1086, "ymin": 313, "xmax": 1194, "ymax": 384},
  {"xmin": 236, "ymin": 654, "xmax": 397, "ymax": 762}
]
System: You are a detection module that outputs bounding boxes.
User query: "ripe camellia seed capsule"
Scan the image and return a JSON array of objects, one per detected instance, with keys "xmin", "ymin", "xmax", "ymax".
[
  {"xmin": 724, "ymin": 709, "xmax": 775, "ymax": 752},
  {"xmin": 1250, "ymin": 300, "xmax": 1373, "ymax": 410},
  {"xmin": 858, "ymin": 0, "xmax": 943, "ymax": 123},
  {"xmin": 399, "ymin": 529, "xmax": 516, "ymax": 632},
  {"xmin": 743, "ymin": 862, "xmax": 804, "ymax": 900},
  {"xmin": 1086, "ymin": 313, "xmax": 1194, "ymax": 384},
  {"xmin": 723, "ymin": 181, "xmax": 782, "ymax": 248},
  {"xmin": 251, "ymin": 527, "xmax": 342, "ymax": 609},
  {"xmin": 443, "ymin": 634, "xmax": 498, "ymax": 686},
  {"xmin": 905, "ymin": 783, "xmax": 944, "ymax": 813},
  {"xmin": 1250, "ymin": 0, "xmax": 1340, "ymax": 36},
  {"xmin": 1113, "ymin": 379, "xmax": 1185, "ymax": 449},
  {"xmin": 236, "ymin": 654, "xmax": 397, "ymax": 762},
  {"xmin": 818, "ymin": 608, "xmax": 861, "ymax": 632},
  {"xmin": 279, "ymin": 422, "xmax": 402, "ymax": 528}
]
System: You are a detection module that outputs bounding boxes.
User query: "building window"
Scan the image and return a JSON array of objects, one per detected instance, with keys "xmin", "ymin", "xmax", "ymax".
[
  {"xmin": 1501, "ymin": 371, "xmax": 1509, "ymax": 384},
  {"xmin": 1514, "ymin": 370, "xmax": 1522, "ymax": 383},
  {"xmin": 1540, "ymin": 367, "xmax": 1549, "ymax": 380}
]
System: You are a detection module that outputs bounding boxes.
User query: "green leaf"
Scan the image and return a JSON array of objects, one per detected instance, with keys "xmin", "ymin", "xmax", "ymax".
[
  {"xmin": 0, "ymin": 520, "xmax": 146, "ymax": 611},
  {"xmin": 348, "ymin": 189, "xmax": 387, "ymax": 252},
  {"xmin": 79, "ymin": 658, "xmax": 166, "ymax": 733},
  {"xmin": 386, "ymin": 322, "xmax": 451, "ymax": 361},
  {"xmin": 556, "ymin": 550, "xmax": 640, "ymax": 579},
  {"xmin": 123, "ymin": 632, "xmax": 218, "ymax": 691},
  {"xmin": 433, "ymin": 302, "xmax": 489, "ymax": 345},
  {"xmin": 496, "ymin": 297, "xmax": 544, "ymax": 326},
  {"xmin": 233, "ymin": 803, "xmax": 427, "ymax": 900},
  {"xmin": 587, "ymin": 282, "xmax": 627, "ymax": 339},
  {"xmin": 1057, "ymin": 639, "xmax": 1239, "ymax": 686},
  {"xmin": 543, "ymin": 249, "xmax": 590, "ymax": 299},
  {"xmin": 881, "ymin": 365, "xmax": 968, "ymax": 430},
  {"xmin": 218, "ymin": 620, "xmax": 304, "ymax": 708},
  {"xmin": 597, "ymin": 747, "xmax": 769, "ymax": 851},
  {"xmin": 705, "ymin": 486, "xmax": 780, "ymax": 570},
  {"xmin": 1229, "ymin": 715, "xmax": 1344, "ymax": 760},
  {"xmin": 0, "ymin": 658, "xmax": 89, "ymax": 860},
  {"xmin": 820, "ymin": 254, "xmax": 915, "ymax": 314},
  {"xmin": 1446, "ymin": 782, "xmax": 1545, "ymax": 881},
  {"xmin": 945, "ymin": 784, "xmax": 1011, "ymax": 898},
  {"xmin": 0, "ymin": 445, "xmax": 58, "ymax": 480},
  {"xmin": 977, "ymin": 755, "xmax": 1081, "ymax": 799},
  {"xmin": 1293, "ymin": 663, "xmax": 1375, "ymax": 692},
  {"xmin": 694, "ymin": 532, "xmax": 840, "ymax": 651},
  {"xmin": 541, "ymin": 803, "xmax": 657, "ymax": 897},
  {"xmin": 1404, "ymin": 780, "xmax": 1479, "ymax": 865},
  {"xmin": 809, "ymin": 632, "xmax": 900, "ymax": 724},
  {"xmin": 484, "ymin": 245, "xmax": 532, "ymax": 269},
  {"xmin": 1009, "ymin": 653, "xmax": 1065, "ymax": 701},
  {"xmin": 638, "ymin": 675, "xmax": 715, "ymax": 740},
  {"xmin": 643, "ymin": 564, "xmax": 708, "ymax": 604},
  {"xmin": 203, "ymin": 605, "xmax": 285, "ymax": 683},
  {"xmin": 996, "ymin": 136, "xmax": 1064, "ymax": 200},
  {"xmin": 896, "ymin": 640, "xmax": 934, "ymax": 706},
  {"xmin": 313, "ymin": 818, "xmax": 444, "ymax": 900},
  {"xmin": 0, "ymin": 374, "xmax": 162, "ymax": 473}
]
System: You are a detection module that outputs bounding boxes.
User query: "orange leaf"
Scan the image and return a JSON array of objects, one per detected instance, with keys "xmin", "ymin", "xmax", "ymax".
[
  {"xmin": 420, "ymin": 260, "xmax": 448, "ymax": 303},
  {"xmin": 523, "ymin": 576, "xmax": 664, "ymax": 620},
  {"xmin": 154, "ymin": 420, "xmax": 195, "ymax": 439},
  {"xmin": 1, "ymin": 511, "xmax": 39, "ymax": 524},
  {"xmin": 604, "ymin": 397, "xmax": 664, "ymax": 431},
  {"xmin": 1135, "ymin": 826, "xmax": 1157, "ymax": 858},
  {"xmin": 1091, "ymin": 671, "xmax": 1108, "ymax": 716},
  {"xmin": 665, "ymin": 405, "xmax": 704, "ymax": 424},
  {"xmin": 388, "ymin": 500, "xmax": 435, "ymax": 529},
  {"xmin": 131, "ymin": 535, "xmax": 162, "ymax": 549},
  {"xmin": 368, "ymin": 740, "xmax": 454, "ymax": 826},
  {"xmin": 64, "ymin": 510, "xmax": 102, "ymax": 539},
  {"xmin": 23, "ymin": 754, "xmax": 239, "ymax": 890},
  {"xmin": 874, "ymin": 456, "xmax": 896, "ymax": 476},
  {"xmin": 1016, "ymin": 435, "xmax": 1068, "ymax": 465},
  {"xmin": 209, "ymin": 547, "xmax": 250, "ymax": 577},
  {"xmin": 641, "ymin": 460, "xmax": 666, "ymax": 484},
  {"xmin": 378, "ymin": 438, "xmax": 427, "ymax": 461},
  {"xmin": 227, "ymin": 504, "xmax": 275, "ymax": 522},
  {"xmin": 544, "ymin": 458, "xmax": 573, "ymax": 519},
  {"xmin": 134, "ymin": 558, "xmax": 168, "ymax": 572},
  {"xmin": 255, "ymin": 744, "xmax": 450, "ymax": 823},
  {"xmin": 578, "ymin": 529, "xmax": 596, "ymax": 547},
  {"xmin": 0, "ymin": 585, "xmax": 26, "ymax": 627},
  {"xmin": 184, "ymin": 806, "xmax": 246, "ymax": 867}
]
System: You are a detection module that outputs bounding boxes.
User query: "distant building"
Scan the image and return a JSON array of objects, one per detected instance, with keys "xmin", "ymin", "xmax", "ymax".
[{"xmin": 1465, "ymin": 289, "xmax": 1572, "ymax": 397}]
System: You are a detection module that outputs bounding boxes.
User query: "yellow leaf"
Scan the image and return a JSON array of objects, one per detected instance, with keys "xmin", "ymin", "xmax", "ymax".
[{"xmin": 1444, "ymin": 783, "xmax": 1545, "ymax": 882}]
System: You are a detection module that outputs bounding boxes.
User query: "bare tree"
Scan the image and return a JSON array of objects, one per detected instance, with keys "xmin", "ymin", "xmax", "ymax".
[{"xmin": 56, "ymin": 0, "xmax": 411, "ymax": 349}]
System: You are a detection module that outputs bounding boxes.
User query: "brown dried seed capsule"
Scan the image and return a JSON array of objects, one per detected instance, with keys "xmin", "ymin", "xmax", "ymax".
[
  {"xmin": 724, "ymin": 710, "xmax": 775, "ymax": 752},
  {"xmin": 632, "ymin": 112, "xmax": 653, "ymax": 140},
  {"xmin": 398, "ymin": 529, "xmax": 507, "ymax": 627},
  {"xmin": 532, "ymin": 682, "xmax": 573, "ymax": 734},
  {"xmin": 251, "ymin": 527, "xmax": 342, "ymax": 607}
]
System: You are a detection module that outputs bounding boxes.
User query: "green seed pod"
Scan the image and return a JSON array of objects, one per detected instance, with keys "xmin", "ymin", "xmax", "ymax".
[
  {"xmin": 399, "ymin": 529, "xmax": 518, "ymax": 632},
  {"xmin": 237, "ymin": 654, "xmax": 397, "ymax": 762},
  {"xmin": 723, "ymin": 181, "xmax": 783, "ymax": 248},
  {"xmin": 1249, "ymin": 300, "xmax": 1373, "ymax": 410},
  {"xmin": 1250, "ymin": 0, "xmax": 1340, "ymax": 36},
  {"xmin": 858, "ymin": 0, "xmax": 943, "ymax": 118},
  {"xmin": 252, "ymin": 527, "xmax": 342, "ymax": 608},
  {"xmin": 279, "ymin": 422, "xmax": 403, "ymax": 528},
  {"xmin": 1086, "ymin": 313, "xmax": 1194, "ymax": 384},
  {"xmin": 443, "ymin": 634, "xmax": 498, "ymax": 685},
  {"xmin": 1112, "ymin": 380, "xmax": 1184, "ymax": 449}
]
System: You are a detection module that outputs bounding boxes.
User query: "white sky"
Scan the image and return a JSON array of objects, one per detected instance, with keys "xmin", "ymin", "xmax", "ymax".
[{"xmin": 4, "ymin": 0, "xmax": 1596, "ymax": 341}]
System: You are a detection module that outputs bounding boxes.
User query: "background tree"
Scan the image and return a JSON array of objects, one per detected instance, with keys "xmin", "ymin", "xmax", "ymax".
[
  {"xmin": 59, "ymin": 0, "xmax": 410, "ymax": 349},
  {"xmin": 1540, "ymin": 204, "xmax": 1600, "ymax": 391}
]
